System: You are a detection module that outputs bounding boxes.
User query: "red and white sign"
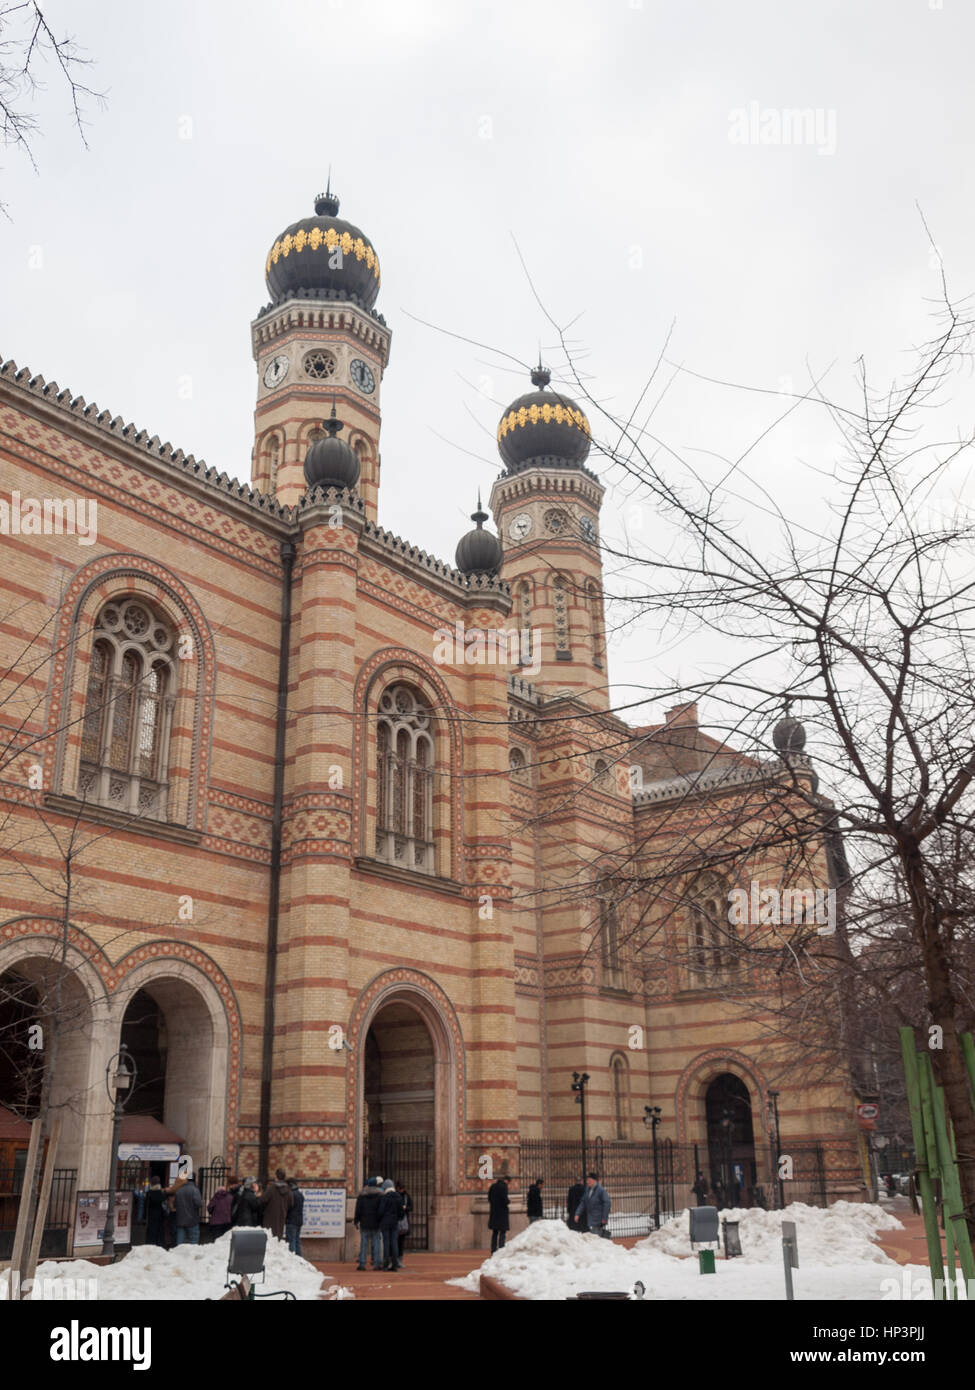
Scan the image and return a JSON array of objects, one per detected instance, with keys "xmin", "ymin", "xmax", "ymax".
[{"xmin": 857, "ymin": 1103, "xmax": 879, "ymax": 1120}]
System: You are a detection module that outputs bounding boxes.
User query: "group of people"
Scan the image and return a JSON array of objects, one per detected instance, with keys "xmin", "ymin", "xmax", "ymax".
[
  {"xmin": 486, "ymin": 1171, "xmax": 612, "ymax": 1251},
  {"xmin": 140, "ymin": 1168, "xmax": 305, "ymax": 1253},
  {"xmin": 352, "ymin": 1177, "xmax": 413, "ymax": 1271}
]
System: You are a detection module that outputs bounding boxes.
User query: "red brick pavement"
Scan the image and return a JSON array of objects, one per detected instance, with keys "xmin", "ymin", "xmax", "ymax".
[{"xmin": 313, "ymin": 1248, "xmax": 484, "ymax": 1300}]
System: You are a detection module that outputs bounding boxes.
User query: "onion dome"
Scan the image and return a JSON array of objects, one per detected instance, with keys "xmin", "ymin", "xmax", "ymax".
[
  {"xmin": 455, "ymin": 495, "xmax": 503, "ymax": 575},
  {"xmin": 773, "ymin": 714, "xmax": 806, "ymax": 754},
  {"xmin": 497, "ymin": 364, "xmax": 591, "ymax": 473},
  {"xmin": 265, "ymin": 186, "xmax": 381, "ymax": 309},
  {"xmin": 304, "ymin": 406, "xmax": 360, "ymax": 491}
]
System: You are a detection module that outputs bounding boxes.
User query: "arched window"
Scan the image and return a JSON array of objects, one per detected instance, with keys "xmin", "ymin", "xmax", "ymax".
[
  {"xmin": 375, "ymin": 684, "xmax": 435, "ymax": 874},
  {"xmin": 509, "ymin": 746, "xmax": 527, "ymax": 781},
  {"xmin": 688, "ymin": 873, "xmax": 736, "ymax": 984},
  {"xmin": 593, "ymin": 757, "xmax": 610, "ymax": 789},
  {"xmin": 611, "ymin": 1054, "xmax": 629, "ymax": 1139},
  {"xmin": 515, "ymin": 580, "xmax": 532, "ymax": 666},
  {"xmin": 586, "ymin": 580, "xmax": 605, "ymax": 668},
  {"xmin": 266, "ymin": 434, "xmax": 281, "ymax": 493},
  {"xmin": 599, "ymin": 878, "xmax": 622, "ymax": 983},
  {"xmin": 553, "ymin": 575, "xmax": 571, "ymax": 656},
  {"xmin": 78, "ymin": 598, "xmax": 176, "ymax": 819}
]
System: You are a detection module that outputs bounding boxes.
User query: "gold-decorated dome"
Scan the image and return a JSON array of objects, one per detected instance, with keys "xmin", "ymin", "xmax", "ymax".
[{"xmin": 265, "ymin": 188, "xmax": 380, "ymax": 310}]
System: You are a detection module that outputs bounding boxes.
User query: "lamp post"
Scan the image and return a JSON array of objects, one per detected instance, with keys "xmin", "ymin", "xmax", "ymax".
[
  {"xmin": 643, "ymin": 1105, "xmax": 662, "ymax": 1229},
  {"xmin": 768, "ymin": 1088, "xmax": 783, "ymax": 1209},
  {"xmin": 571, "ymin": 1072, "xmax": 590, "ymax": 1181},
  {"xmin": 102, "ymin": 1046, "xmax": 137, "ymax": 1258}
]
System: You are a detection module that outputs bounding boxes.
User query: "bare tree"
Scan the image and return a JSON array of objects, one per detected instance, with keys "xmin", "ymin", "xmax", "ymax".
[{"xmin": 0, "ymin": 1, "xmax": 103, "ymax": 214}]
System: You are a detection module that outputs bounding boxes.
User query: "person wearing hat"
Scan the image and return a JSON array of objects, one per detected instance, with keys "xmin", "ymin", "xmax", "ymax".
[
  {"xmin": 353, "ymin": 1176, "xmax": 383, "ymax": 1270},
  {"xmin": 378, "ymin": 1179, "xmax": 405, "ymax": 1271}
]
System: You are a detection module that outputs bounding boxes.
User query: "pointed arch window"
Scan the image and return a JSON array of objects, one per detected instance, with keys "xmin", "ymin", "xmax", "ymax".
[
  {"xmin": 375, "ymin": 684, "xmax": 435, "ymax": 874},
  {"xmin": 78, "ymin": 598, "xmax": 176, "ymax": 819}
]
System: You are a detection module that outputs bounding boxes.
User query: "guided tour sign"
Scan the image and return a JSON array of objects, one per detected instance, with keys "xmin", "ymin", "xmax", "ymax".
[{"xmin": 298, "ymin": 1187, "xmax": 346, "ymax": 1238}]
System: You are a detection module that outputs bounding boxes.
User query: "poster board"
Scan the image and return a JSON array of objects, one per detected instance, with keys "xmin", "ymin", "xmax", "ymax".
[
  {"xmin": 74, "ymin": 1191, "xmax": 133, "ymax": 1249},
  {"xmin": 298, "ymin": 1187, "xmax": 346, "ymax": 1238}
]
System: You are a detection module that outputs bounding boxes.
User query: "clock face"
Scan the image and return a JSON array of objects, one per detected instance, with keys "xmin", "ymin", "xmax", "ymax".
[
  {"xmin": 581, "ymin": 516, "xmax": 597, "ymax": 543},
  {"xmin": 350, "ymin": 358, "xmax": 376, "ymax": 394},
  {"xmin": 508, "ymin": 512, "xmax": 533, "ymax": 542},
  {"xmin": 262, "ymin": 353, "xmax": 289, "ymax": 389}
]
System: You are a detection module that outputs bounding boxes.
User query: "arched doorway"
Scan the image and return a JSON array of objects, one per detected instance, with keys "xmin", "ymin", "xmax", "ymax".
[
  {"xmin": 362, "ymin": 1001, "xmax": 434, "ymax": 1248},
  {"xmin": 116, "ymin": 974, "xmax": 224, "ymax": 1174},
  {"xmin": 705, "ymin": 1073, "xmax": 757, "ymax": 1207}
]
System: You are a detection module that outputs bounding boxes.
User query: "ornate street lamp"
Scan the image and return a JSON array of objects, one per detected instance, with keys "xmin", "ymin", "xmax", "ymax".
[
  {"xmin": 571, "ymin": 1072, "xmax": 590, "ymax": 1180},
  {"xmin": 102, "ymin": 1046, "xmax": 137, "ymax": 1258},
  {"xmin": 643, "ymin": 1105, "xmax": 662, "ymax": 1229}
]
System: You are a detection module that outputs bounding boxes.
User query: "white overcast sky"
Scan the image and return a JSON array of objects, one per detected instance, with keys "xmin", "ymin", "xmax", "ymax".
[{"xmin": 2, "ymin": 0, "xmax": 974, "ymax": 734}]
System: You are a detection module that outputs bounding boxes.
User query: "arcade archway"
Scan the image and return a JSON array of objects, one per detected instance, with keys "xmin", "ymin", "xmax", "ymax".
[{"xmin": 362, "ymin": 1001, "xmax": 434, "ymax": 1248}]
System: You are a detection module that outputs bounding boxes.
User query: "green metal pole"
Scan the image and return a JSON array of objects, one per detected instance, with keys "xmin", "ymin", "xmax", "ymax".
[
  {"xmin": 899, "ymin": 1028, "xmax": 945, "ymax": 1292},
  {"xmin": 961, "ymin": 1033, "xmax": 975, "ymax": 1112},
  {"xmin": 924, "ymin": 1056, "xmax": 975, "ymax": 1288}
]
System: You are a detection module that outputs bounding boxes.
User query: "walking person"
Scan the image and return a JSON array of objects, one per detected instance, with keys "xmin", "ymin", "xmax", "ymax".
[
  {"xmin": 378, "ymin": 1179, "xmax": 404, "ymax": 1271},
  {"xmin": 167, "ymin": 1171, "xmax": 204, "ymax": 1245},
  {"xmin": 395, "ymin": 1181, "xmax": 412, "ymax": 1260},
  {"xmin": 261, "ymin": 1168, "xmax": 294, "ymax": 1241},
  {"xmin": 285, "ymin": 1179, "xmax": 304, "ymax": 1257},
  {"xmin": 527, "ymin": 1176, "xmax": 545, "ymax": 1223},
  {"xmin": 567, "ymin": 1179, "xmax": 586, "ymax": 1232},
  {"xmin": 207, "ymin": 1183, "xmax": 233, "ymax": 1240},
  {"xmin": 353, "ymin": 1176, "xmax": 383, "ymax": 1270},
  {"xmin": 231, "ymin": 1177, "xmax": 263, "ymax": 1227},
  {"xmin": 488, "ymin": 1174, "xmax": 510, "ymax": 1253},
  {"xmin": 691, "ymin": 1171, "xmax": 709, "ymax": 1206},
  {"xmin": 573, "ymin": 1171, "xmax": 611, "ymax": 1239},
  {"xmin": 145, "ymin": 1177, "xmax": 166, "ymax": 1247}
]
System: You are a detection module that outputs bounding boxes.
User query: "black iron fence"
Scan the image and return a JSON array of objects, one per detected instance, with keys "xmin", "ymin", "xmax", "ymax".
[
  {"xmin": 363, "ymin": 1134, "xmax": 431, "ymax": 1250},
  {"xmin": 0, "ymin": 1166, "xmax": 77, "ymax": 1258},
  {"xmin": 517, "ymin": 1138, "xmax": 827, "ymax": 1238}
]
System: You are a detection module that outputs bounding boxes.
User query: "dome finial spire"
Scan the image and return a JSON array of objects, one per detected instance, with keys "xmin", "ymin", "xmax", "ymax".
[{"xmin": 314, "ymin": 173, "xmax": 340, "ymax": 217}]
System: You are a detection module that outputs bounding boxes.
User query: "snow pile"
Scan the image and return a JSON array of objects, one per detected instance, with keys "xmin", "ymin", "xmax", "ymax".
[
  {"xmin": 639, "ymin": 1201, "xmax": 903, "ymax": 1266},
  {"xmin": 2, "ymin": 1232, "xmax": 337, "ymax": 1302},
  {"xmin": 452, "ymin": 1207, "xmax": 946, "ymax": 1301}
]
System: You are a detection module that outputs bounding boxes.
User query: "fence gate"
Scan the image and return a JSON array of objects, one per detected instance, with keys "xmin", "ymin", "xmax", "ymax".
[
  {"xmin": 363, "ymin": 1134, "xmax": 431, "ymax": 1251},
  {"xmin": 0, "ymin": 1166, "xmax": 76, "ymax": 1259}
]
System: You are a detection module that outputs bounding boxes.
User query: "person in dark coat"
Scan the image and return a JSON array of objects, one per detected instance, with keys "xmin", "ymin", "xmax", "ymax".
[
  {"xmin": 378, "ymin": 1179, "xmax": 404, "ymax": 1271},
  {"xmin": 353, "ymin": 1177, "xmax": 383, "ymax": 1270},
  {"xmin": 285, "ymin": 1179, "xmax": 304, "ymax": 1257},
  {"xmin": 488, "ymin": 1175, "xmax": 510, "ymax": 1253},
  {"xmin": 527, "ymin": 1177, "xmax": 544, "ymax": 1222},
  {"xmin": 145, "ymin": 1178, "xmax": 166, "ymax": 1247},
  {"xmin": 574, "ymin": 1172, "xmax": 611, "ymax": 1238},
  {"xmin": 567, "ymin": 1180, "xmax": 587, "ymax": 1232},
  {"xmin": 261, "ymin": 1168, "xmax": 294, "ymax": 1240},
  {"xmin": 167, "ymin": 1173, "xmax": 203, "ymax": 1244},
  {"xmin": 395, "ymin": 1182, "xmax": 413, "ymax": 1258},
  {"xmin": 691, "ymin": 1171, "xmax": 709, "ymax": 1206},
  {"xmin": 231, "ymin": 1178, "xmax": 263, "ymax": 1227},
  {"xmin": 207, "ymin": 1185, "xmax": 233, "ymax": 1239}
]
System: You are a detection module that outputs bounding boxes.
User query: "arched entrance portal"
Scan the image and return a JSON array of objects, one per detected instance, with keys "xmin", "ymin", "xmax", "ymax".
[
  {"xmin": 362, "ymin": 1001, "xmax": 433, "ymax": 1248},
  {"xmin": 117, "ymin": 977, "xmax": 221, "ymax": 1173},
  {"xmin": 705, "ymin": 1073, "xmax": 757, "ymax": 1207}
]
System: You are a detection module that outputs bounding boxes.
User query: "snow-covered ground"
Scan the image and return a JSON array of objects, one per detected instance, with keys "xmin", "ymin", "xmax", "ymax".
[
  {"xmin": 452, "ymin": 1204, "xmax": 963, "ymax": 1301},
  {"xmin": 1, "ymin": 1231, "xmax": 353, "ymax": 1301}
]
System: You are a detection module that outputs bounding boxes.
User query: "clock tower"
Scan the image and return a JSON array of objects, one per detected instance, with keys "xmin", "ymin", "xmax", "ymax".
[
  {"xmin": 250, "ymin": 188, "xmax": 391, "ymax": 516},
  {"xmin": 489, "ymin": 366, "xmax": 608, "ymax": 710}
]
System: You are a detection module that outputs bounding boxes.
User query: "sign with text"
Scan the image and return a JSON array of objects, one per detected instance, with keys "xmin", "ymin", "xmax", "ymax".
[
  {"xmin": 299, "ymin": 1187, "xmax": 346, "ymax": 1238},
  {"xmin": 74, "ymin": 1191, "xmax": 132, "ymax": 1249},
  {"xmin": 117, "ymin": 1142, "xmax": 180, "ymax": 1162}
]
